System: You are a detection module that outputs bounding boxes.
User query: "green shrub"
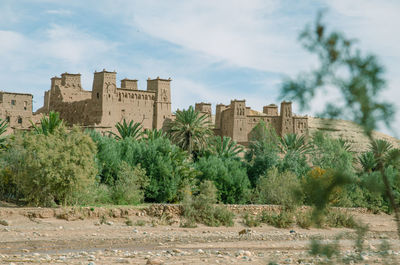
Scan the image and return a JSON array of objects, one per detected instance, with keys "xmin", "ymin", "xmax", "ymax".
[
  {"xmin": 125, "ymin": 219, "xmax": 133, "ymax": 226},
  {"xmin": 134, "ymin": 220, "xmax": 146, "ymax": 226},
  {"xmin": 295, "ymin": 210, "xmax": 313, "ymax": 229},
  {"xmin": 310, "ymin": 132, "xmax": 355, "ymax": 174},
  {"xmin": 253, "ymin": 168, "xmax": 303, "ymax": 209},
  {"xmin": 0, "ymin": 127, "xmax": 97, "ymax": 206},
  {"xmin": 181, "ymin": 180, "xmax": 234, "ymax": 227},
  {"xmin": 259, "ymin": 210, "xmax": 294, "ymax": 228},
  {"xmin": 92, "ymin": 135, "xmax": 198, "ymax": 203},
  {"xmin": 325, "ymin": 210, "xmax": 357, "ymax": 228},
  {"xmin": 242, "ymin": 212, "xmax": 261, "ymax": 227},
  {"xmin": 278, "ymin": 151, "xmax": 310, "ymax": 178},
  {"xmin": 110, "ymin": 162, "xmax": 148, "ymax": 205},
  {"xmin": 302, "ymin": 167, "xmax": 353, "ymax": 208},
  {"xmin": 195, "ymin": 156, "xmax": 250, "ymax": 204}
]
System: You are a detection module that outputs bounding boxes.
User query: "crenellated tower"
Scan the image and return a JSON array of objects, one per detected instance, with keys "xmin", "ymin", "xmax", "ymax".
[
  {"xmin": 147, "ymin": 77, "xmax": 172, "ymax": 129},
  {"xmin": 92, "ymin": 69, "xmax": 117, "ymax": 124},
  {"xmin": 280, "ymin": 101, "xmax": 294, "ymax": 136},
  {"xmin": 230, "ymin": 100, "xmax": 247, "ymax": 143}
]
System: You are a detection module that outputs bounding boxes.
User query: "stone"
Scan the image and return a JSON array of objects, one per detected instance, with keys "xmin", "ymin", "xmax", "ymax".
[
  {"xmin": 197, "ymin": 249, "xmax": 204, "ymax": 254},
  {"xmin": 146, "ymin": 258, "xmax": 164, "ymax": 265},
  {"xmin": 0, "ymin": 219, "xmax": 9, "ymax": 226}
]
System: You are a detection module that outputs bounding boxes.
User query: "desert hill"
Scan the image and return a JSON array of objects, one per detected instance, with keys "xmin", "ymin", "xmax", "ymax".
[{"xmin": 308, "ymin": 117, "xmax": 400, "ymax": 153}]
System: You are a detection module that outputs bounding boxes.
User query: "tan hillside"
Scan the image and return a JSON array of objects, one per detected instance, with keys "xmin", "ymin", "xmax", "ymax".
[{"xmin": 308, "ymin": 117, "xmax": 400, "ymax": 153}]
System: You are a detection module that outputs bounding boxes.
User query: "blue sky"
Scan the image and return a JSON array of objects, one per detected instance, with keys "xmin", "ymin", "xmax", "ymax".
[{"xmin": 0, "ymin": 0, "xmax": 399, "ymax": 136}]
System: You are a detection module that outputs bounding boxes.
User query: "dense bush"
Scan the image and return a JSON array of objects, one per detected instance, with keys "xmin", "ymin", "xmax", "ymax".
[
  {"xmin": 91, "ymin": 134, "xmax": 198, "ymax": 203},
  {"xmin": 302, "ymin": 167, "xmax": 352, "ymax": 207},
  {"xmin": 110, "ymin": 162, "xmax": 148, "ymax": 205},
  {"xmin": 0, "ymin": 127, "xmax": 97, "ymax": 206},
  {"xmin": 245, "ymin": 121, "xmax": 281, "ymax": 186},
  {"xmin": 181, "ymin": 180, "xmax": 234, "ymax": 227},
  {"xmin": 253, "ymin": 168, "xmax": 303, "ymax": 209},
  {"xmin": 195, "ymin": 155, "xmax": 250, "ymax": 204},
  {"xmin": 310, "ymin": 132, "xmax": 354, "ymax": 173}
]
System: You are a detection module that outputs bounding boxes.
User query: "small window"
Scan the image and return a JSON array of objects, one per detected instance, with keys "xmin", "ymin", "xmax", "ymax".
[
  {"xmin": 11, "ymin": 99, "xmax": 16, "ymax": 105},
  {"xmin": 109, "ymin": 111, "xmax": 111, "ymax": 116},
  {"xmin": 18, "ymin": 117, "xmax": 22, "ymax": 124},
  {"xmin": 6, "ymin": 116, "xmax": 10, "ymax": 122},
  {"xmin": 24, "ymin": 101, "xmax": 27, "ymax": 110},
  {"xmin": 97, "ymin": 93, "xmax": 100, "ymax": 99}
]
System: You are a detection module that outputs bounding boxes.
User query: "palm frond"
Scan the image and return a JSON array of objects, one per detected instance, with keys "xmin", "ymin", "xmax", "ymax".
[
  {"xmin": 31, "ymin": 111, "xmax": 63, "ymax": 135},
  {"xmin": 110, "ymin": 119, "xmax": 143, "ymax": 140},
  {"xmin": 210, "ymin": 136, "xmax": 243, "ymax": 158},
  {"xmin": 167, "ymin": 106, "xmax": 212, "ymax": 154},
  {"xmin": 279, "ymin": 133, "xmax": 311, "ymax": 155},
  {"xmin": 143, "ymin": 128, "xmax": 166, "ymax": 141}
]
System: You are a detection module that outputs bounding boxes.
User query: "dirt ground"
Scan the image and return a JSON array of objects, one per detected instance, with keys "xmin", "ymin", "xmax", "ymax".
[{"xmin": 0, "ymin": 205, "xmax": 400, "ymax": 264}]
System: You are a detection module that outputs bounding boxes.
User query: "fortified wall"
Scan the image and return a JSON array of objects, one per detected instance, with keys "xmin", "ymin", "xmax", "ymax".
[
  {"xmin": 209, "ymin": 100, "xmax": 308, "ymax": 145},
  {"xmin": 36, "ymin": 70, "xmax": 173, "ymax": 132}
]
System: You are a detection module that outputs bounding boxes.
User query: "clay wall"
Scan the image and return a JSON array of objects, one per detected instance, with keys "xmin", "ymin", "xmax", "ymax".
[
  {"xmin": 215, "ymin": 104, "xmax": 228, "ymax": 130},
  {"xmin": 293, "ymin": 116, "xmax": 308, "ymax": 135},
  {"xmin": 121, "ymin": 79, "xmax": 138, "ymax": 90},
  {"xmin": 195, "ymin": 102, "xmax": 212, "ymax": 123},
  {"xmin": 0, "ymin": 92, "xmax": 33, "ymax": 131},
  {"xmin": 263, "ymin": 104, "xmax": 278, "ymax": 116},
  {"xmin": 102, "ymin": 88, "xmax": 155, "ymax": 130}
]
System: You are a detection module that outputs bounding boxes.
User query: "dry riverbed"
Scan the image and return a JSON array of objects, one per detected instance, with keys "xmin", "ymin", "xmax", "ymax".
[{"xmin": 0, "ymin": 204, "xmax": 399, "ymax": 264}]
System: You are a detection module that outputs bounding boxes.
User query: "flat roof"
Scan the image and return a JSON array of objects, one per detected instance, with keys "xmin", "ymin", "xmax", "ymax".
[
  {"xmin": 61, "ymin": 72, "xmax": 81, "ymax": 76},
  {"xmin": 0, "ymin": 91, "xmax": 33, "ymax": 97}
]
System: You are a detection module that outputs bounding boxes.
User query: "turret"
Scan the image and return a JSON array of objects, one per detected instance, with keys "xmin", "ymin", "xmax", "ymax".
[
  {"xmin": 280, "ymin": 101, "xmax": 293, "ymax": 135},
  {"xmin": 121, "ymin": 78, "xmax": 138, "ymax": 90},
  {"xmin": 147, "ymin": 77, "xmax": 172, "ymax": 129},
  {"xmin": 215, "ymin": 104, "xmax": 227, "ymax": 130},
  {"xmin": 195, "ymin": 102, "xmax": 212, "ymax": 123},
  {"xmin": 230, "ymin": 99, "xmax": 247, "ymax": 142},
  {"xmin": 91, "ymin": 69, "xmax": 117, "ymax": 124},
  {"xmin": 263, "ymin": 104, "xmax": 278, "ymax": 116},
  {"xmin": 61, "ymin": 73, "xmax": 81, "ymax": 88}
]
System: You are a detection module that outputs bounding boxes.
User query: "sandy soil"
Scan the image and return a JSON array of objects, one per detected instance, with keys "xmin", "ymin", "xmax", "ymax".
[{"xmin": 0, "ymin": 206, "xmax": 399, "ymax": 264}]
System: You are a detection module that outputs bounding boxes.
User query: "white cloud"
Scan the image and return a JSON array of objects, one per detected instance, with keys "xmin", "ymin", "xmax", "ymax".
[
  {"xmin": 40, "ymin": 24, "xmax": 116, "ymax": 65},
  {"xmin": 0, "ymin": 31, "xmax": 25, "ymax": 55},
  {"xmin": 45, "ymin": 9, "xmax": 73, "ymax": 16},
  {"xmin": 104, "ymin": 0, "xmax": 311, "ymax": 74}
]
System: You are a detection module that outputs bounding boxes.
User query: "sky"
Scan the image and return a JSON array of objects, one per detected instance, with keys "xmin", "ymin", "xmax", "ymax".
[{"xmin": 0, "ymin": 0, "xmax": 399, "ymax": 136}]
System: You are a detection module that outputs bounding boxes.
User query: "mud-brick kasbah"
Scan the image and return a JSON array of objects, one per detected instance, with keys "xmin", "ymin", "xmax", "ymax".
[{"xmin": 0, "ymin": 69, "xmax": 308, "ymax": 145}]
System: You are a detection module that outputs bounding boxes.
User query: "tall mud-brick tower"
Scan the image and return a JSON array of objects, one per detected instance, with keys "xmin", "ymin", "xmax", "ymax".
[
  {"xmin": 92, "ymin": 69, "xmax": 117, "ymax": 125},
  {"xmin": 231, "ymin": 100, "xmax": 247, "ymax": 143},
  {"xmin": 280, "ymin": 101, "xmax": 294, "ymax": 136},
  {"xmin": 148, "ymin": 77, "xmax": 172, "ymax": 130}
]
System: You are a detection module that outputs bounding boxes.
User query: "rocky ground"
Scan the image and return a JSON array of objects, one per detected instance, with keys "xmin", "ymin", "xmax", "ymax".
[{"xmin": 0, "ymin": 205, "xmax": 400, "ymax": 264}]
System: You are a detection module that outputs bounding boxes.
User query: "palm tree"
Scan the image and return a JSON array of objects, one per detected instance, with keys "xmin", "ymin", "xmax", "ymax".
[
  {"xmin": 338, "ymin": 138, "xmax": 353, "ymax": 153},
  {"xmin": 358, "ymin": 151, "xmax": 377, "ymax": 173},
  {"xmin": 0, "ymin": 118, "xmax": 8, "ymax": 147},
  {"xmin": 369, "ymin": 139, "xmax": 400, "ymax": 170},
  {"xmin": 31, "ymin": 111, "xmax": 63, "ymax": 135},
  {"xmin": 143, "ymin": 128, "xmax": 166, "ymax": 141},
  {"xmin": 279, "ymin": 133, "xmax": 310, "ymax": 155},
  {"xmin": 210, "ymin": 136, "xmax": 243, "ymax": 159},
  {"xmin": 370, "ymin": 139, "xmax": 393, "ymax": 167},
  {"xmin": 110, "ymin": 119, "xmax": 143, "ymax": 140},
  {"xmin": 167, "ymin": 106, "xmax": 212, "ymax": 154}
]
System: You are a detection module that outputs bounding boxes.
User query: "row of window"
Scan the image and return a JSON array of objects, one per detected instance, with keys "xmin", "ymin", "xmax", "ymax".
[
  {"xmin": 8, "ymin": 100, "xmax": 28, "ymax": 110},
  {"xmin": 5, "ymin": 116, "xmax": 23, "ymax": 124}
]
